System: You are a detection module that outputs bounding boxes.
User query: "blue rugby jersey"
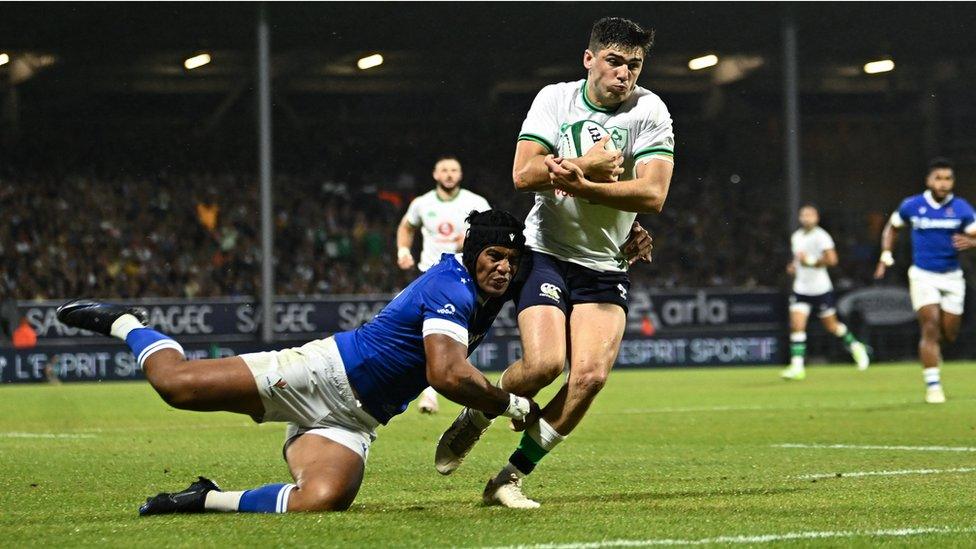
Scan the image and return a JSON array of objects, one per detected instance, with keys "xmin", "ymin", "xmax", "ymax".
[
  {"xmin": 892, "ymin": 191, "xmax": 976, "ymax": 272},
  {"xmin": 335, "ymin": 254, "xmax": 507, "ymax": 424}
]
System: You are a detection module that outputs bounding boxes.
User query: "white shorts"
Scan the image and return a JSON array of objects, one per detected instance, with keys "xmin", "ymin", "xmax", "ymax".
[
  {"xmin": 908, "ymin": 266, "xmax": 966, "ymax": 315},
  {"xmin": 240, "ymin": 336, "xmax": 379, "ymax": 462}
]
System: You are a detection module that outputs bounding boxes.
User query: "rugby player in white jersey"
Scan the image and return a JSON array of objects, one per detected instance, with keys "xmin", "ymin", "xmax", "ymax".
[
  {"xmin": 397, "ymin": 156, "xmax": 491, "ymax": 413},
  {"xmin": 435, "ymin": 17, "xmax": 670, "ymax": 508},
  {"xmin": 781, "ymin": 204, "xmax": 870, "ymax": 381},
  {"xmin": 875, "ymin": 158, "xmax": 976, "ymax": 403}
]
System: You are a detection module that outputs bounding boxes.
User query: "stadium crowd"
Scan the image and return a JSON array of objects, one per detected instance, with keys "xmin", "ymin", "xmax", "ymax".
[
  {"xmin": 7, "ymin": 154, "xmax": 898, "ymax": 301},
  {"xmin": 4, "ymin": 112, "xmax": 928, "ymax": 301}
]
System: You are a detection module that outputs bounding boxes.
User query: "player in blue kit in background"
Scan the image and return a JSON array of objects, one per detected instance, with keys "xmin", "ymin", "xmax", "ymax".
[
  {"xmin": 55, "ymin": 210, "xmax": 541, "ymax": 514},
  {"xmin": 875, "ymin": 158, "xmax": 976, "ymax": 403}
]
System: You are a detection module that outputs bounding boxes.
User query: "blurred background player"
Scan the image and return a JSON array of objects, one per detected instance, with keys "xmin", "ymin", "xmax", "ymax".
[
  {"xmin": 436, "ymin": 17, "xmax": 667, "ymax": 508},
  {"xmin": 57, "ymin": 210, "xmax": 538, "ymax": 515},
  {"xmin": 875, "ymin": 158, "xmax": 976, "ymax": 403},
  {"xmin": 781, "ymin": 204, "xmax": 870, "ymax": 380},
  {"xmin": 396, "ymin": 155, "xmax": 491, "ymax": 413}
]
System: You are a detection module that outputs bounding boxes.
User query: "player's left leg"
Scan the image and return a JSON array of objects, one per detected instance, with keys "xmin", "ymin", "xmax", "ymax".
[
  {"xmin": 139, "ymin": 431, "xmax": 367, "ymax": 515},
  {"xmin": 281, "ymin": 432, "xmax": 366, "ymax": 511},
  {"xmin": 940, "ymin": 311, "xmax": 962, "ymax": 344},
  {"xmin": 819, "ymin": 313, "xmax": 870, "ymax": 370},
  {"xmin": 484, "ymin": 302, "xmax": 625, "ymax": 508}
]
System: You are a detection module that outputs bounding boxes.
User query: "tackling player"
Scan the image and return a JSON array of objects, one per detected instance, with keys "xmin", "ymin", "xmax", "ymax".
[
  {"xmin": 435, "ymin": 17, "xmax": 669, "ymax": 508},
  {"xmin": 396, "ymin": 155, "xmax": 491, "ymax": 414},
  {"xmin": 875, "ymin": 158, "xmax": 976, "ymax": 403},
  {"xmin": 781, "ymin": 204, "xmax": 870, "ymax": 380},
  {"xmin": 57, "ymin": 210, "xmax": 540, "ymax": 514}
]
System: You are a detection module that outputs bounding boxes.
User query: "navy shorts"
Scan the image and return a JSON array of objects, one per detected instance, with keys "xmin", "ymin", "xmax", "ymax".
[
  {"xmin": 789, "ymin": 291, "xmax": 837, "ymax": 318},
  {"xmin": 515, "ymin": 250, "xmax": 630, "ymax": 315}
]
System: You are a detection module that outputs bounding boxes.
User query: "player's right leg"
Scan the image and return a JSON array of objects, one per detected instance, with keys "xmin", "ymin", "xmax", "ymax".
[
  {"xmin": 916, "ymin": 305, "xmax": 945, "ymax": 403},
  {"xmin": 909, "ymin": 267, "xmax": 950, "ymax": 403},
  {"xmin": 782, "ymin": 298, "xmax": 809, "ymax": 380},
  {"xmin": 57, "ymin": 299, "xmax": 264, "ymax": 416}
]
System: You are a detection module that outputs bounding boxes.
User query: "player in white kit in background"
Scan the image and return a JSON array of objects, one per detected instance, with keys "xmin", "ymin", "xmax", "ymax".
[
  {"xmin": 397, "ymin": 156, "xmax": 491, "ymax": 413},
  {"xmin": 782, "ymin": 204, "xmax": 870, "ymax": 381}
]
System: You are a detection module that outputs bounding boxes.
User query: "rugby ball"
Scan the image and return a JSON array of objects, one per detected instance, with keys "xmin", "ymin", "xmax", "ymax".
[{"xmin": 557, "ymin": 120, "xmax": 618, "ymax": 159}]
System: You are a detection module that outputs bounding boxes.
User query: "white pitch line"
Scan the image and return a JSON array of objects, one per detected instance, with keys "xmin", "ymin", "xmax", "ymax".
[
  {"xmin": 775, "ymin": 443, "xmax": 976, "ymax": 452},
  {"xmin": 0, "ymin": 432, "xmax": 96, "ymax": 439},
  {"xmin": 481, "ymin": 526, "xmax": 976, "ymax": 549},
  {"xmin": 796, "ymin": 467, "xmax": 976, "ymax": 480},
  {"xmin": 602, "ymin": 398, "xmax": 920, "ymax": 415}
]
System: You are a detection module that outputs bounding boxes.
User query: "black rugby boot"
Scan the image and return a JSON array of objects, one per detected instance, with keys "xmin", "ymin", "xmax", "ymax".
[
  {"xmin": 138, "ymin": 476, "xmax": 221, "ymax": 516},
  {"xmin": 56, "ymin": 298, "xmax": 148, "ymax": 336}
]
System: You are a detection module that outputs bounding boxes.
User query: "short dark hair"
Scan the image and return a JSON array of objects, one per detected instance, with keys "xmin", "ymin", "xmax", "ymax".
[
  {"xmin": 928, "ymin": 157, "xmax": 953, "ymax": 174},
  {"xmin": 433, "ymin": 155, "xmax": 461, "ymax": 168},
  {"xmin": 799, "ymin": 203, "xmax": 819, "ymax": 213},
  {"xmin": 588, "ymin": 17, "xmax": 655, "ymax": 55}
]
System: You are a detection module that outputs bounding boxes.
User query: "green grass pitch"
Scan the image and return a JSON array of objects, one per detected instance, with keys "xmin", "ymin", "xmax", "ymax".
[{"xmin": 1, "ymin": 363, "xmax": 975, "ymax": 547}]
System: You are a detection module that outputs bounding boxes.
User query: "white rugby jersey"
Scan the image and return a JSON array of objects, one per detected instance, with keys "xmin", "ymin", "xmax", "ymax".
[
  {"xmin": 518, "ymin": 79, "xmax": 675, "ymax": 272},
  {"xmin": 791, "ymin": 226, "xmax": 835, "ymax": 295},
  {"xmin": 404, "ymin": 189, "xmax": 490, "ymax": 271}
]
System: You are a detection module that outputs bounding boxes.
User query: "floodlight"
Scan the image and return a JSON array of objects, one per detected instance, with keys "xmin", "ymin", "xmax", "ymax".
[
  {"xmin": 688, "ymin": 54, "xmax": 718, "ymax": 71},
  {"xmin": 863, "ymin": 59, "xmax": 894, "ymax": 74},
  {"xmin": 184, "ymin": 53, "xmax": 212, "ymax": 70},
  {"xmin": 0, "ymin": 53, "xmax": 9, "ymax": 66},
  {"xmin": 357, "ymin": 54, "xmax": 384, "ymax": 70}
]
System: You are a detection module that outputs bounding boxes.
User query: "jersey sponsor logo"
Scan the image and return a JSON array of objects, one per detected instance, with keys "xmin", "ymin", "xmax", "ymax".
[
  {"xmin": 909, "ymin": 216, "xmax": 962, "ymax": 230},
  {"xmin": 436, "ymin": 304, "xmax": 457, "ymax": 315},
  {"xmin": 437, "ymin": 222, "xmax": 455, "ymax": 236},
  {"xmin": 539, "ymin": 283, "xmax": 562, "ymax": 303}
]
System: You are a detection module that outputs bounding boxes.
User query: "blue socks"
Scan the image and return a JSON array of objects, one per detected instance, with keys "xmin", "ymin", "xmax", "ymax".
[
  {"xmin": 238, "ymin": 483, "xmax": 295, "ymax": 513},
  {"xmin": 125, "ymin": 328, "xmax": 185, "ymax": 368}
]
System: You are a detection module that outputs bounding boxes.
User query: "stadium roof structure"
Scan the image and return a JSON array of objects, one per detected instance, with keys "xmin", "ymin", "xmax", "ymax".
[{"xmin": 2, "ymin": 2, "xmax": 976, "ymax": 98}]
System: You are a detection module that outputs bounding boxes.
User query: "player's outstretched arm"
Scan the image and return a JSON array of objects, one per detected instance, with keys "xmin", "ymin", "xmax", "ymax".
[
  {"xmin": 547, "ymin": 156, "xmax": 672, "ymax": 213},
  {"xmin": 874, "ymin": 221, "xmax": 900, "ymax": 279},
  {"xmin": 424, "ymin": 334, "xmax": 538, "ymax": 422}
]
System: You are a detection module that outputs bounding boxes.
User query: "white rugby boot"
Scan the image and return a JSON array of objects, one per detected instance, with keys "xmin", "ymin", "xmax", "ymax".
[
  {"xmin": 925, "ymin": 385, "xmax": 946, "ymax": 404},
  {"xmin": 483, "ymin": 473, "xmax": 540, "ymax": 509},
  {"xmin": 850, "ymin": 341, "xmax": 870, "ymax": 371},
  {"xmin": 780, "ymin": 364, "xmax": 806, "ymax": 381}
]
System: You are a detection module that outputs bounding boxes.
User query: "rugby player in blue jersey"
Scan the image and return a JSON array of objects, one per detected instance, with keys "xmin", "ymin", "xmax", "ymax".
[
  {"xmin": 56, "ymin": 210, "xmax": 544, "ymax": 514},
  {"xmin": 875, "ymin": 158, "xmax": 976, "ymax": 403}
]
